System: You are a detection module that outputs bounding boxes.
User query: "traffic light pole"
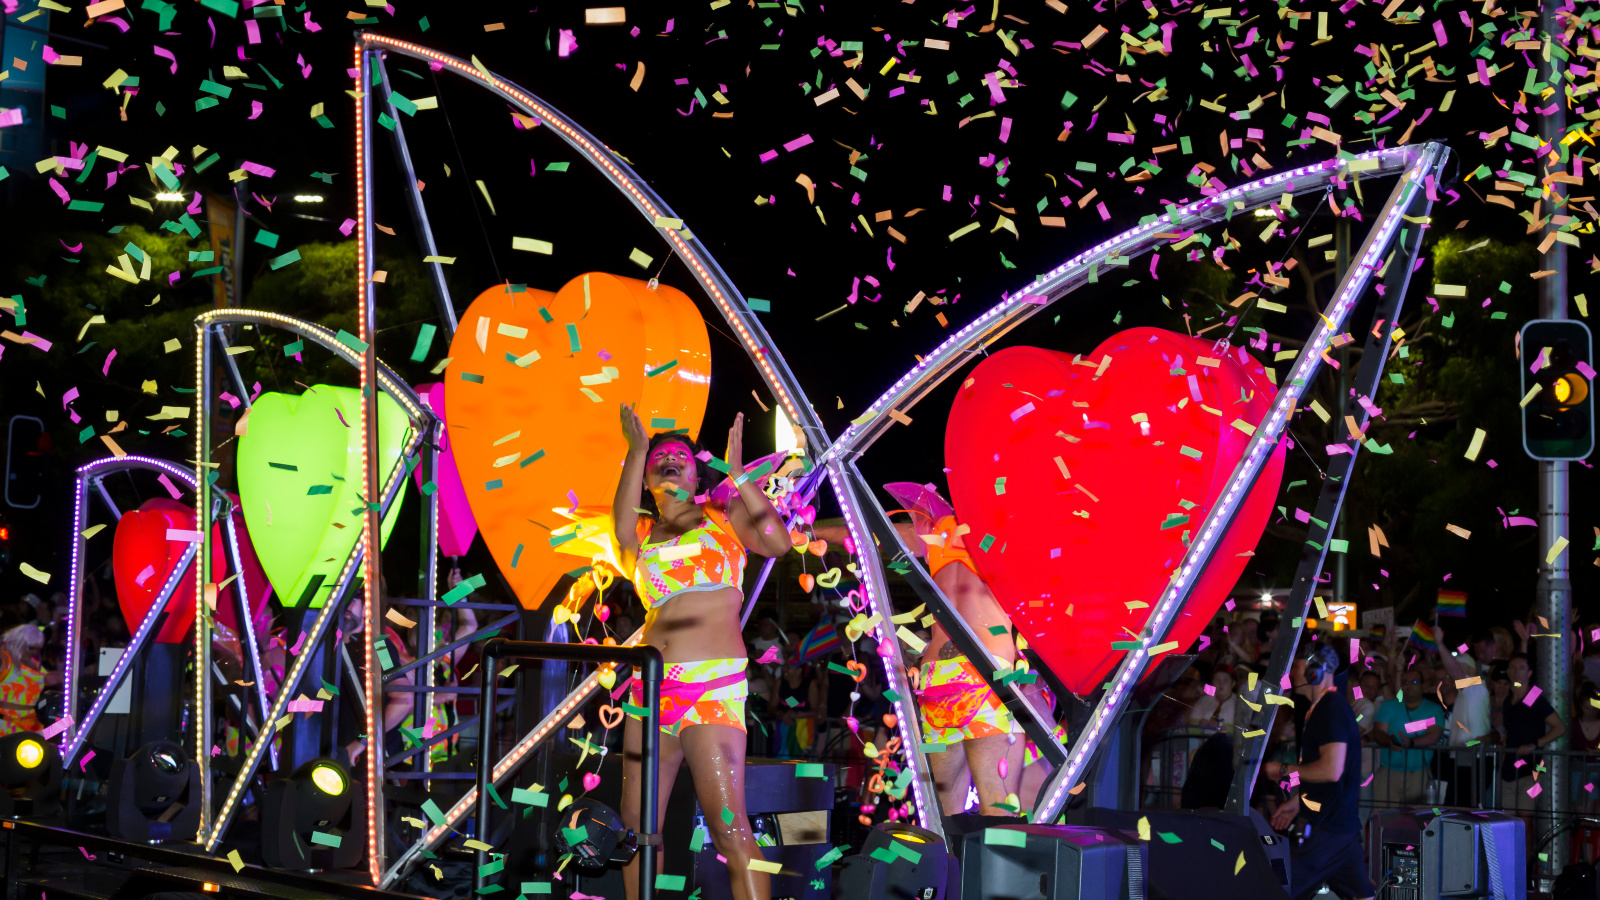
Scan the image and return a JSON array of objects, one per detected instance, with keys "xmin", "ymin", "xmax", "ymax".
[{"xmin": 1536, "ymin": 1, "xmax": 1571, "ymax": 877}]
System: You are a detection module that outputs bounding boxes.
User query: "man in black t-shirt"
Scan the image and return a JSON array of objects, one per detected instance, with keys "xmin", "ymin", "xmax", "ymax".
[{"xmin": 1264, "ymin": 642, "xmax": 1374, "ymax": 900}]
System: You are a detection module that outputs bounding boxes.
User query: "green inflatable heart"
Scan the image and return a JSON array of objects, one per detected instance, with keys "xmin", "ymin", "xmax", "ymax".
[{"xmin": 237, "ymin": 385, "xmax": 411, "ymax": 608}]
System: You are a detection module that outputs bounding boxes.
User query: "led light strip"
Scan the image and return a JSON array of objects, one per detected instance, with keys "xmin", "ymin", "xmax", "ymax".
[
  {"xmin": 822, "ymin": 145, "xmax": 1434, "ymax": 465},
  {"xmin": 381, "ymin": 627, "xmax": 647, "ymax": 886},
  {"xmin": 1031, "ymin": 143, "xmax": 1448, "ymax": 823},
  {"xmin": 221, "ymin": 510, "xmax": 274, "ymax": 769},
  {"xmin": 357, "ymin": 34, "xmax": 828, "ymax": 453},
  {"xmin": 827, "ymin": 465, "xmax": 938, "ymax": 835},
  {"xmin": 357, "ymin": 45, "xmax": 386, "ymax": 885},
  {"xmin": 62, "ymin": 455, "xmax": 199, "ymax": 747},
  {"xmin": 63, "ymin": 542, "xmax": 199, "ymax": 764}
]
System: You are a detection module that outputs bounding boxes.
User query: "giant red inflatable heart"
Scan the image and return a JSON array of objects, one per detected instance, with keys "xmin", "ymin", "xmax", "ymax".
[
  {"xmin": 946, "ymin": 328, "xmax": 1286, "ymax": 696},
  {"xmin": 112, "ymin": 498, "xmax": 227, "ymax": 644}
]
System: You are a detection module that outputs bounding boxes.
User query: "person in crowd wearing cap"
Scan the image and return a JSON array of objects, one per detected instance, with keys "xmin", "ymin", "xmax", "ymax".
[
  {"xmin": 1264, "ymin": 642, "xmax": 1374, "ymax": 900},
  {"xmin": 1434, "ymin": 647, "xmax": 1490, "ymax": 805}
]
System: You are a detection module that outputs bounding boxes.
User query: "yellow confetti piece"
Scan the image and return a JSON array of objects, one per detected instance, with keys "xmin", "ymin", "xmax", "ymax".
[
  {"xmin": 747, "ymin": 860, "xmax": 785, "ymax": 875},
  {"xmin": 19, "ymin": 563, "xmax": 50, "ymax": 584},
  {"xmin": 1235, "ymin": 852, "xmax": 1246, "ymax": 875},
  {"xmin": 1137, "ymin": 816, "xmax": 1151, "ymax": 841},
  {"xmin": 82, "ymin": 523, "xmax": 107, "ymax": 539},
  {"xmin": 227, "ymin": 849, "xmax": 245, "ymax": 872},
  {"xmin": 386, "ymin": 608, "xmax": 417, "ymax": 628},
  {"xmin": 512, "ymin": 236, "xmax": 553, "ymax": 254}
]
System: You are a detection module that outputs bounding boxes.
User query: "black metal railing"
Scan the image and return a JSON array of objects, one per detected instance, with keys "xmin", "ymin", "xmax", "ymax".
[{"xmin": 474, "ymin": 639, "xmax": 664, "ymax": 900}]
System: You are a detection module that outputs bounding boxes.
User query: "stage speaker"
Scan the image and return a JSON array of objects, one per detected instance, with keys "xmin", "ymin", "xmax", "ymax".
[
  {"xmin": 1367, "ymin": 808, "xmax": 1524, "ymax": 899},
  {"xmin": 836, "ymin": 821, "xmax": 958, "ymax": 900},
  {"xmin": 1072, "ymin": 807, "xmax": 1289, "ymax": 899},
  {"xmin": 953, "ymin": 823, "xmax": 1147, "ymax": 900}
]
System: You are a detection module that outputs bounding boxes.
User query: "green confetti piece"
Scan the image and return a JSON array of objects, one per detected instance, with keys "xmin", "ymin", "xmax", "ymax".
[
  {"xmin": 655, "ymin": 875, "xmax": 687, "ymax": 891},
  {"xmin": 721, "ymin": 806, "xmax": 735, "ymax": 825},
  {"xmin": 511, "ymin": 543, "xmax": 525, "ymax": 568},
  {"xmin": 747, "ymin": 298, "xmax": 771, "ymax": 312},
  {"xmin": 815, "ymin": 845, "xmax": 846, "ymax": 869},
  {"xmin": 441, "ymin": 573, "xmax": 487, "ymax": 604},
  {"xmin": 984, "ymin": 828, "xmax": 1027, "ymax": 847},
  {"xmin": 486, "ymin": 783, "xmax": 508, "ymax": 809},
  {"xmin": 869, "ymin": 847, "xmax": 898, "ymax": 864},
  {"xmin": 566, "ymin": 323, "xmax": 581, "ymax": 353},
  {"xmin": 978, "ymin": 534, "xmax": 996, "ymax": 552},
  {"xmin": 690, "ymin": 825, "xmax": 708, "ymax": 853},
  {"xmin": 1161, "ymin": 513, "xmax": 1189, "ymax": 530},
  {"xmin": 987, "ymin": 625, "xmax": 1009, "ymax": 636},
  {"xmin": 461, "ymin": 373, "xmax": 485, "ymax": 384},
  {"xmin": 200, "ymin": 0, "xmax": 239, "ymax": 15},
  {"xmin": 523, "ymin": 884, "xmax": 550, "ymax": 895},
  {"xmin": 307, "ymin": 485, "xmax": 334, "ymax": 495},
  {"xmin": 794, "ymin": 763, "xmax": 826, "ymax": 778},
  {"xmin": 335, "ymin": 329, "xmax": 369, "ymax": 352},
  {"xmin": 650, "ymin": 417, "xmax": 677, "ymax": 430},
  {"xmin": 269, "ymin": 248, "xmax": 302, "ymax": 270},
  {"xmin": 310, "ymin": 831, "xmax": 342, "ymax": 847},
  {"xmin": 620, "ymin": 702, "xmax": 650, "ymax": 717},
  {"xmin": 1158, "ymin": 832, "xmax": 1182, "ymax": 843},
  {"xmin": 646, "ymin": 359, "xmax": 679, "ymax": 377},
  {"xmin": 1211, "ymin": 838, "xmax": 1226, "ymax": 851},
  {"xmin": 561, "ymin": 826, "xmax": 589, "ymax": 847},
  {"xmin": 520, "ymin": 449, "xmax": 546, "ymax": 467},
  {"xmin": 511, "ymin": 787, "xmax": 549, "ymax": 807},
  {"xmin": 411, "ymin": 323, "xmax": 437, "ymax": 362},
  {"xmin": 1178, "ymin": 445, "xmax": 1203, "ymax": 460},
  {"xmin": 994, "ymin": 476, "xmax": 1007, "ymax": 495},
  {"xmin": 283, "ymin": 339, "xmax": 304, "ymax": 357}
]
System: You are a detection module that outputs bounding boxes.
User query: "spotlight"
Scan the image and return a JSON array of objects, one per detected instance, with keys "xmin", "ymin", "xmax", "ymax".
[
  {"xmin": 261, "ymin": 757, "xmax": 364, "ymax": 870},
  {"xmin": 837, "ymin": 821, "xmax": 957, "ymax": 899},
  {"xmin": 552, "ymin": 797, "xmax": 631, "ymax": 869},
  {"xmin": 293, "ymin": 194, "xmax": 324, "ymax": 203},
  {"xmin": 107, "ymin": 740, "xmax": 200, "ymax": 841},
  {"xmin": 154, "ymin": 192, "xmax": 185, "ymax": 202},
  {"xmin": 0, "ymin": 731, "xmax": 62, "ymax": 819}
]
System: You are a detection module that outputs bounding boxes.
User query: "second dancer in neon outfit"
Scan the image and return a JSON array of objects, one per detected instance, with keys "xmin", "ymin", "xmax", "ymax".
[
  {"xmin": 820, "ymin": 482, "xmax": 1027, "ymax": 817},
  {"xmin": 613, "ymin": 406, "xmax": 792, "ymax": 900}
]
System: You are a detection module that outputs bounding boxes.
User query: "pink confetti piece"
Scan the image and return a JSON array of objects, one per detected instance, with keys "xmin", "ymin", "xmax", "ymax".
[
  {"xmin": 78, "ymin": 751, "xmax": 94, "ymax": 773},
  {"xmin": 153, "ymin": 44, "xmax": 178, "ymax": 74},
  {"xmin": 756, "ymin": 645, "xmax": 781, "ymax": 664},
  {"xmin": 758, "ymin": 149, "xmax": 779, "ymax": 163},
  {"xmin": 102, "ymin": 349, "xmax": 116, "ymax": 376},
  {"xmin": 134, "ymin": 564, "xmax": 156, "ymax": 587},
  {"xmin": 288, "ymin": 630, "xmax": 307, "ymax": 655},
  {"xmin": 48, "ymin": 178, "xmax": 71, "ymax": 205},
  {"xmin": 783, "ymin": 134, "xmax": 814, "ymax": 152},
  {"xmin": 1361, "ymin": 773, "xmax": 1374, "ymax": 787},
  {"xmin": 1524, "ymin": 685, "xmax": 1543, "ymax": 707},
  {"xmin": 40, "ymin": 716, "xmax": 71, "ymax": 740},
  {"xmin": 240, "ymin": 161, "xmax": 275, "ymax": 177},
  {"xmin": 244, "ymin": 18, "xmax": 260, "ymax": 44},
  {"xmin": 557, "ymin": 28, "xmax": 578, "ymax": 57},
  {"xmin": 249, "ymin": 100, "xmax": 263, "ymax": 120},
  {"xmin": 1402, "ymin": 717, "xmax": 1435, "ymax": 734},
  {"xmin": 0, "ymin": 108, "xmax": 22, "ymax": 128},
  {"xmin": 1528, "ymin": 782, "xmax": 1543, "ymax": 799},
  {"xmin": 156, "ymin": 473, "xmax": 183, "ymax": 499},
  {"xmin": 1204, "ymin": 683, "xmax": 1216, "ymax": 696},
  {"xmin": 339, "ymin": 218, "xmax": 356, "ymax": 236}
]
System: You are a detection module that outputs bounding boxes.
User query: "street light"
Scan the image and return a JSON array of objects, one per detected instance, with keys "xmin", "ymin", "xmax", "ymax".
[
  {"xmin": 155, "ymin": 192, "xmax": 185, "ymax": 202},
  {"xmin": 294, "ymin": 194, "xmax": 324, "ymax": 203}
]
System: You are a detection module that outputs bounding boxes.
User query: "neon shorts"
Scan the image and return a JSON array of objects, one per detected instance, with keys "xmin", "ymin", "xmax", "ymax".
[
  {"xmin": 630, "ymin": 657, "xmax": 747, "ymax": 737},
  {"xmin": 918, "ymin": 658, "xmax": 1013, "ymax": 744},
  {"xmin": 1025, "ymin": 723, "xmax": 1069, "ymax": 767}
]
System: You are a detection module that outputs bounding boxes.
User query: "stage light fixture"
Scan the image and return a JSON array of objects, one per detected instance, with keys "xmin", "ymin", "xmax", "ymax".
[
  {"xmin": 107, "ymin": 740, "xmax": 200, "ymax": 841},
  {"xmin": 261, "ymin": 757, "xmax": 364, "ymax": 870},
  {"xmin": 552, "ymin": 797, "xmax": 631, "ymax": 869},
  {"xmin": 837, "ymin": 821, "xmax": 957, "ymax": 900},
  {"xmin": 0, "ymin": 731, "xmax": 62, "ymax": 818},
  {"xmin": 294, "ymin": 194, "xmax": 324, "ymax": 203}
]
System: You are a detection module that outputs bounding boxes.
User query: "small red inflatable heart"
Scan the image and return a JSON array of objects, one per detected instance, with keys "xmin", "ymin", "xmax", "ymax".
[
  {"xmin": 112, "ymin": 499, "xmax": 227, "ymax": 644},
  {"xmin": 946, "ymin": 328, "xmax": 1285, "ymax": 696}
]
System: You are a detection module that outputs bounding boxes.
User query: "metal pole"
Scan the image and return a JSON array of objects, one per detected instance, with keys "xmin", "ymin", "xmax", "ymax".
[
  {"xmin": 1333, "ymin": 213, "xmax": 1351, "ymax": 614},
  {"xmin": 195, "ymin": 320, "xmax": 216, "ymax": 838},
  {"xmin": 472, "ymin": 653, "xmax": 498, "ymax": 897},
  {"xmin": 1537, "ymin": 5, "xmax": 1571, "ymax": 877},
  {"xmin": 418, "ymin": 438, "xmax": 440, "ymax": 789}
]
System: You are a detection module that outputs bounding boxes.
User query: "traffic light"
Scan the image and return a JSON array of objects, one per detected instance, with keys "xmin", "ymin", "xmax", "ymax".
[
  {"xmin": 4, "ymin": 416, "xmax": 46, "ymax": 510},
  {"xmin": 1520, "ymin": 319, "xmax": 1595, "ymax": 461}
]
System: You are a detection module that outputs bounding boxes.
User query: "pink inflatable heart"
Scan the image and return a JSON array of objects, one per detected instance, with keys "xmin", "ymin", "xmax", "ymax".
[
  {"xmin": 946, "ymin": 328, "xmax": 1285, "ymax": 696},
  {"xmin": 413, "ymin": 383, "xmax": 479, "ymax": 558}
]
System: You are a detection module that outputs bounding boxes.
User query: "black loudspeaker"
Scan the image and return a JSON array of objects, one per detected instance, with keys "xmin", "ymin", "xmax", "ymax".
[
  {"xmin": 1367, "ymin": 808, "xmax": 1525, "ymax": 899},
  {"xmin": 836, "ymin": 821, "xmax": 958, "ymax": 900},
  {"xmin": 1072, "ymin": 807, "xmax": 1290, "ymax": 899},
  {"xmin": 953, "ymin": 824, "xmax": 1147, "ymax": 900},
  {"xmin": 106, "ymin": 740, "xmax": 200, "ymax": 841}
]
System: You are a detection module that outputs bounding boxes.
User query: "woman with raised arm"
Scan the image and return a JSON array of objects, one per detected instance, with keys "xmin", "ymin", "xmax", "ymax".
[{"xmin": 613, "ymin": 406, "xmax": 792, "ymax": 900}]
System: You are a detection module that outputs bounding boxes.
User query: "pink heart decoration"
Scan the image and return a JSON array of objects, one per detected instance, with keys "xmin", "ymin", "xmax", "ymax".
[
  {"xmin": 946, "ymin": 328, "xmax": 1286, "ymax": 696},
  {"xmin": 582, "ymin": 772, "xmax": 602, "ymax": 792},
  {"xmin": 412, "ymin": 383, "xmax": 479, "ymax": 558}
]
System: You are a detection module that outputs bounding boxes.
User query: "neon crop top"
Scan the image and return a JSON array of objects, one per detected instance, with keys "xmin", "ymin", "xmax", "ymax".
[
  {"xmin": 924, "ymin": 515, "xmax": 979, "ymax": 578},
  {"xmin": 632, "ymin": 505, "xmax": 747, "ymax": 609}
]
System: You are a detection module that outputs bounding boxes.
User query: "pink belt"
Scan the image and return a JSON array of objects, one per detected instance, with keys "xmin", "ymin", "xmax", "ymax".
[{"xmin": 630, "ymin": 671, "xmax": 746, "ymax": 727}]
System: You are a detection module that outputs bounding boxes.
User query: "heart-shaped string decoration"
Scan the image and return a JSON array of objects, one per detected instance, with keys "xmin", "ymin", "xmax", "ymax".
[
  {"xmin": 412, "ymin": 383, "xmax": 478, "ymax": 558},
  {"xmin": 236, "ymin": 385, "xmax": 411, "ymax": 608},
  {"xmin": 112, "ymin": 498, "xmax": 226, "ymax": 643},
  {"xmin": 882, "ymin": 713, "xmax": 898, "ymax": 729},
  {"xmin": 807, "ymin": 540, "xmax": 828, "ymax": 557},
  {"xmin": 946, "ymin": 328, "xmax": 1285, "ymax": 697},
  {"xmin": 444, "ymin": 274, "xmax": 710, "ymax": 610},
  {"xmin": 582, "ymin": 772, "xmax": 602, "ymax": 792},
  {"xmin": 816, "ymin": 568, "xmax": 842, "ymax": 589},
  {"xmin": 845, "ymin": 660, "xmax": 867, "ymax": 683},
  {"xmin": 598, "ymin": 667, "xmax": 618, "ymax": 690},
  {"xmin": 798, "ymin": 573, "xmax": 816, "ymax": 593},
  {"xmin": 598, "ymin": 704, "xmax": 624, "ymax": 730}
]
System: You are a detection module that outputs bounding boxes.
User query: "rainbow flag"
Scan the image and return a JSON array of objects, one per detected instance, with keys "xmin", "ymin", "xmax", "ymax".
[
  {"xmin": 1437, "ymin": 589, "xmax": 1468, "ymax": 617},
  {"xmin": 1407, "ymin": 620, "xmax": 1439, "ymax": 652},
  {"xmin": 794, "ymin": 621, "xmax": 844, "ymax": 663}
]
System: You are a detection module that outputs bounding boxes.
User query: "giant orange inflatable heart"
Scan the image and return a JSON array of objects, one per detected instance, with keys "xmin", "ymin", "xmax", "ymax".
[
  {"xmin": 444, "ymin": 274, "xmax": 710, "ymax": 609},
  {"xmin": 111, "ymin": 498, "xmax": 226, "ymax": 644},
  {"xmin": 946, "ymin": 328, "xmax": 1285, "ymax": 696}
]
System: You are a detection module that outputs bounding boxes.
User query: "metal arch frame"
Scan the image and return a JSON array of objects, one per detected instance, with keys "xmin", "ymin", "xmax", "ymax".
[
  {"xmin": 193, "ymin": 307, "xmax": 436, "ymax": 851},
  {"xmin": 62, "ymin": 456, "xmax": 200, "ymax": 751},
  {"xmin": 1028, "ymin": 141, "xmax": 1452, "ymax": 821},
  {"xmin": 354, "ymin": 34, "xmax": 946, "ymax": 882}
]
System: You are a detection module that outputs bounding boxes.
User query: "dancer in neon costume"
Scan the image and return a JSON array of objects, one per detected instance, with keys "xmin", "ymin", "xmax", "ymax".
[
  {"xmin": 613, "ymin": 406, "xmax": 793, "ymax": 900},
  {"xmin": 821, "ymin": 482, "xmax": 1027, "ymax": 817}
]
